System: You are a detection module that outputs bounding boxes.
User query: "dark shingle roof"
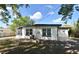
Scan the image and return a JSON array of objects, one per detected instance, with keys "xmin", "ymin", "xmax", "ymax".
[
  {"xmin": 17, "ymin": 24, "xmax": 62, "ymax": 29},
  {"xmin": 33, "ymin": 24, "xmax": 61, "ymax": 26}
]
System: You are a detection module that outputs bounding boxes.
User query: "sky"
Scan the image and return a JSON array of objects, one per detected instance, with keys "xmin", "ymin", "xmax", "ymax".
[{"xmin": 1, "ymin": 4, "xmax": 79, "ymax": 28}]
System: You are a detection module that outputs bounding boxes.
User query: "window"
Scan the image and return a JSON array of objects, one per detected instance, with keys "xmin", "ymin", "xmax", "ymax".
[
  {"xmin": 42, "ymin": 28, "xmax": 51, "ymax": 37},
  {"xmin": 26, "ymin": 29, "xmax": 32, "ymax": 35},
  {"xmin": 30, "ymin": 29, "xmax": 32, "ymax": 35},
  {"xmin": 26, "ymin": 29, "xmax": 29, "ymax": 35},
  {"xmin": 17, "ymin": 29, "xmax": 22, "ymax": 35},
  {"xmin": 42, "ymin": 29, "xmax": 46, "ymax": 36},
  {"xmin": 47, "ymin": 28, "xmax": 51, "ymax": 37}
]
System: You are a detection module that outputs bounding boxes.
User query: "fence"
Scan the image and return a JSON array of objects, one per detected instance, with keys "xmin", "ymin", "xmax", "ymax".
[{"xmin": 0, "ymin": 32, "xmax": 15, "ymax": 37}]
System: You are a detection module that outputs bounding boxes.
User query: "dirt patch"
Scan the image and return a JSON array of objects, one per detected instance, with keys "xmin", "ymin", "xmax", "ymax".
[{"xmin": 0, "ymin": 39, "xmax": 79, "ymax": 54}]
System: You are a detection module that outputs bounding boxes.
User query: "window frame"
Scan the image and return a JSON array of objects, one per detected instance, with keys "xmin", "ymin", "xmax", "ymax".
[
  {"xmin": 42, "ymin": 28, "xmax": 51, "ymax": 37},
  {"xmin": 26, "ymin": 29, "xmax": 32, "ymax": 36}
]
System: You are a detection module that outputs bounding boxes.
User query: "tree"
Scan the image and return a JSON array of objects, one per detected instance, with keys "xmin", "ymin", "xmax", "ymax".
[
  {"xmin": 58, "ymin": 4, "xmax": 79, "ymax": 23},
  {"xmin": 0, "ymin": 4, "xmax": 29, "ymax": 24},
  {"xmin": 69, "ymin": 18, "xmax": 79, "ymax": 37},
  {"xmin": 9, "ymin": 16, "xmax": 34, "ymax": 32},
  {"xmin": 73, "ymin": 19, "xmax": 79, "ymax": 37},
  {"xmin": 75, "ymin": 19, "xmax": 79, "ymax": 29}
]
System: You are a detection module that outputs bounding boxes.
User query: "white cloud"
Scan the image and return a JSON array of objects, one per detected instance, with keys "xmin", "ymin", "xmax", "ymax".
[
  {"xmin": 30, "ymin": 12, "xmax": 42, "ymax": 20},
  {"xmin": 45, "ymin": 5, "xmax": 53, "ymax": 9},
  {"xmin": 52, "ymin": 17, "xmax": 64, "ymax": 23},
  {"xmin": 48, "ymin": 11, "xmax": 54, "ymax": 15}
]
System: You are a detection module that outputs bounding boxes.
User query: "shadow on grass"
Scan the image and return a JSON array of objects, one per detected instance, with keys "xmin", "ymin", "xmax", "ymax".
[{"xmin": 1, "ymin": 39, "xmax": 79, "ymax": 54}]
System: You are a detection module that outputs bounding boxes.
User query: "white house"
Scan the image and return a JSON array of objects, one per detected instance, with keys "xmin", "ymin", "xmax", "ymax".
[{"xmin": 16, "ymin": 24, "xmax": 70, "ymax": 41}]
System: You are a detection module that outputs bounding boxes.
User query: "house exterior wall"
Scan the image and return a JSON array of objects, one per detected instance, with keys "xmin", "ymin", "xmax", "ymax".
[
  {"xmin": 51, "ymin": 27, "xmax": 57, "ymax": 40},
  {"xmin": 16, "ymin": 26, "xmax": 58, "ymax": 40},
  {"xmin": 58, "ymin": 29, "xmax": 69, "ymax": 41},
  {"xmin": 32, "ymin": 26, "xmax": 58, "ymax": 40},
  {"xmin": 16, "ymin": 26, "xmax": 69, "ymax": 40},
  {"xmin": 16, "ymin": 27, "xmax": 31, "ymax": 39}
]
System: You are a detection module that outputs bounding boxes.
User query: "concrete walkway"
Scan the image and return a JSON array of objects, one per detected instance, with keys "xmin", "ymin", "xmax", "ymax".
[{"xmin": 0, "ymin": 36, "xmax": 16, "ymax": 40}]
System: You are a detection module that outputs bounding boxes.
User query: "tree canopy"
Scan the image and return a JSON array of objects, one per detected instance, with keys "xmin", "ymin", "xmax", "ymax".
[
  {"xmin": 58, "ymin": 4, "xmax": 79, "ymax": 23},
  {"xmin": 69, "ymin": 18, "xmax": 79, "ymax": 37},
  {"xmin": 0, "ymin": 4, "xmax": 29, "ymax": 24},
  {"xmin": 9, "ymin": 16, "xmax": 34, "ymax": 32}
]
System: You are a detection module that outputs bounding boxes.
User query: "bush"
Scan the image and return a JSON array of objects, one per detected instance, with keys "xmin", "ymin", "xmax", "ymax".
[{"xmin": 74, "ymin": 30, "xmax": 79, "ymax": 38}]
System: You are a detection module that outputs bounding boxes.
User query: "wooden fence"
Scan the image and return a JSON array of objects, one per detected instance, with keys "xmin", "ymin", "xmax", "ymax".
[{"xmin": 0, "ymin": 32, "xmax": 15, "ymax": 37}]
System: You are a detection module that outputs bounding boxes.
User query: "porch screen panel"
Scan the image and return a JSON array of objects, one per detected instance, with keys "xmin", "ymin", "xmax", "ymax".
[
  {"xmin": 42, "ymin": 29, "xmax": 46, "ymax": 36},
  {"xmin": 42, "ymin": 28, "xmax": 51, "ymax": 37},
  {"xmin": 26, "ymin": 29, "xmax": 32, "ymax": 35},
  {"xmin": 30, "ymin": 29, "xmax": 32, "ymax": 35},
  {"xmin": 47, "ymin": 28, "xmax": 51, "ymax": 37},
  {"xmin": 17, "ymin": 29, "xmax": 22, "ymax": 35},
  {"xmin": 26, "ymin": 29, "xmax": 29, "ymax": 35}
]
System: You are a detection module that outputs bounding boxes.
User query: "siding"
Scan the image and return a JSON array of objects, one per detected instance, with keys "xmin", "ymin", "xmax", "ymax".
[
  {"xmin": 16, "ymin": 26, "xmax": 69, "ymax": 41},
  {"xmin": 16, "ymin": 26, "xmax": 58, "ymax": 40},
  {"xmin": 58, "ymin": 29, "xmax": 69, "ymax": 41}
]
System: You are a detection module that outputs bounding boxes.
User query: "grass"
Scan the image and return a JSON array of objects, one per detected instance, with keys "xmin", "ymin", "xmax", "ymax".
[{"xmin": 0, "ymin": 39, "xmax": 79, "ymax": 54}]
